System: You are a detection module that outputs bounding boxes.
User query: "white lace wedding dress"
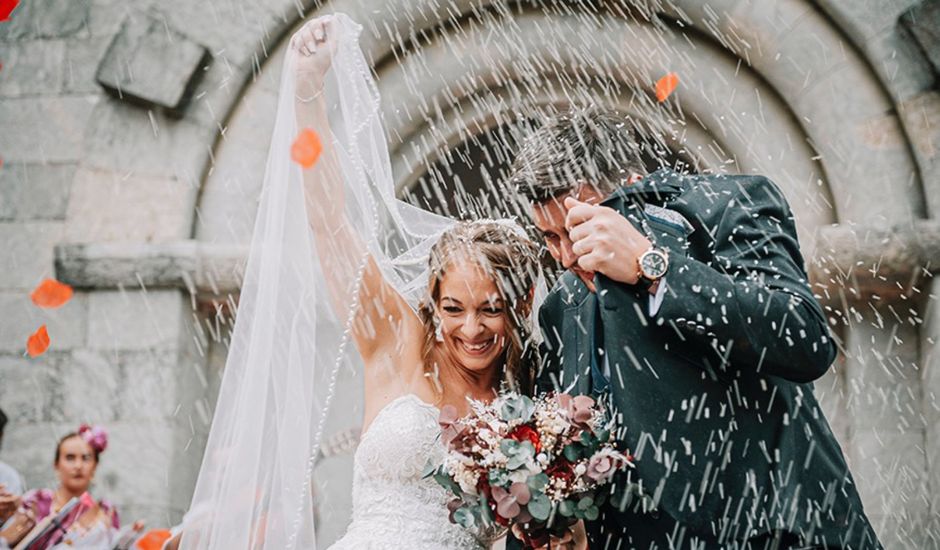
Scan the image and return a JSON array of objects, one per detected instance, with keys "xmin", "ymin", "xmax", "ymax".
[{"xmin": 328, "ymin": 394, "xmax": 494, "ymax": 549}]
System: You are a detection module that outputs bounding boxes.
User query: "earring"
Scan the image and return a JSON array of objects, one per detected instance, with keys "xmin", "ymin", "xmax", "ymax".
[{"xmin": 434, "ymin": 318, "xmax": 444, "ymax": 342}]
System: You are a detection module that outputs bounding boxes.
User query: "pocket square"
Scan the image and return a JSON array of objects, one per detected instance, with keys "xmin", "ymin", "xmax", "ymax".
[{"xmin": 644, "ymin": 204, "xmax": 694, "ymax": 233}]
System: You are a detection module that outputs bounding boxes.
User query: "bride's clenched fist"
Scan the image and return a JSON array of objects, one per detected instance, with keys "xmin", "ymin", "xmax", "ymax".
[{"xmin": 290, "ymin": 15, "xmax": 336, "ymax": 100}]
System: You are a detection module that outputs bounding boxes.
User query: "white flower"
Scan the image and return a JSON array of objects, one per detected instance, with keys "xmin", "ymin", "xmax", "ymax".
[{"xmin": 574, "ymin": 463, "xmax": 587, "ymax": 476}]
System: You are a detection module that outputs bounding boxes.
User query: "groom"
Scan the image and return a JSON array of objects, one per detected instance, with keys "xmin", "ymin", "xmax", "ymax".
[{"xmin": 507, "ymin": 109, "xmax": 881, "ymax": 549}]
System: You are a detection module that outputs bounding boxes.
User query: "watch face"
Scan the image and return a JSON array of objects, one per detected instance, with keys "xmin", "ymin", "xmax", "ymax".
[{"xmin": 641, "ymin": 250, "xmax": 668, "ymax": 278}]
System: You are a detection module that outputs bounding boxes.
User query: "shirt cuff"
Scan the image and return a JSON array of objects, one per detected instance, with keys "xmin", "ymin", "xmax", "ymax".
[{"xmin": 648, "ymin": 278, "xmax": 667, "ymax": 316}]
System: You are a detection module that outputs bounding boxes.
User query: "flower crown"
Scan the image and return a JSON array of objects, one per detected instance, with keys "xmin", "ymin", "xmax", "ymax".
[{"xmin": 77, "ymin": 424, "xmax": 108, "ymax": 454}]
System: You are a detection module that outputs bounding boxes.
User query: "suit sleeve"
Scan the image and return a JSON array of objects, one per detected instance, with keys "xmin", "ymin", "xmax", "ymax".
[{"xmin": 655, "ymin": 177, "xmax": 837, "ymax": 383}]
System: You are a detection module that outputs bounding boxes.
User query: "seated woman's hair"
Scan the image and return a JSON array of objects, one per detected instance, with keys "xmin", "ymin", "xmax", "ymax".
[
  {"xmin": 419, "ymin": 220, "xmax": 541, "ymax": 393},
  {"xmin": 55, "ymin": 424, "xmax": 109, "ymax": 463}
]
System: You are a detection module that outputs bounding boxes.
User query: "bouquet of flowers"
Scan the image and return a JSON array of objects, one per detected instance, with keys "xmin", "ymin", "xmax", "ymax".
[{"xmin": 427, "ymin": 392, "xmax": 633, "ymax": 548}]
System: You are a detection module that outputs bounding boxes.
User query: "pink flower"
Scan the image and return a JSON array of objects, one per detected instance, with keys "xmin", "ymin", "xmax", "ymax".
[
  {"xmin": 585, "ymin": 453, "xmax": 616, "ymax": 482},
  {"xmin": 78, "ymin": 424, "xmax": 108, "ymax": 454},
  {"xmin": 491, "ymin": 482, "xmax": 531, "ymax": 519},
  {"xmin": 555, "ymin": 393, "xmax": 595, "ymax": 428}
]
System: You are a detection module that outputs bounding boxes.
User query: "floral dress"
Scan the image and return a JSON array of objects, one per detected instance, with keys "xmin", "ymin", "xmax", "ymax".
[{"xmin": 19, "ymin": 489, "xmax": 120, "ymax": 549}]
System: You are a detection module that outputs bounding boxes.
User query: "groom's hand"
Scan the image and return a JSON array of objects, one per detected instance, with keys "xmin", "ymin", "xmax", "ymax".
[{"xmin": 564, "ymin": 196, "xmax": 652, "ymax": 286}]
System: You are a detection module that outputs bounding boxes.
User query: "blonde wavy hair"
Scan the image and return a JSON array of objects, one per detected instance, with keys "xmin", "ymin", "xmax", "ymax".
[{"xmin": 417, "ymin": 220, "xmax": 541, "ymax": 395}]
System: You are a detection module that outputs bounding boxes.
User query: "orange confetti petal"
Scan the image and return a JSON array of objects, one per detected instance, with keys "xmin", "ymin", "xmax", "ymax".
[
  {"xmin": 135, "ymin": 529, "xmax": 173, "ymax": 550},
  {"xmin": 291, "ymin": 128, "xmax": 323, "ymax": 169},
  {"xmin": 0, "ymin": 0, "xmax": 20, "ymax": 22},
  {"xmin": 655, "ymin": 72, "xmax": 679, "ymax": 103},
  {"xmin": 31, "ymin": 278, "xmax": 73, "ymax": 308},
  {"xmin": 27, "ymin": 325, "xmax": 50, "ymax": 357}
]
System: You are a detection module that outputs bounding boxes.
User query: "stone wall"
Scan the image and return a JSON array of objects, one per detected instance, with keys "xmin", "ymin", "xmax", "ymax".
[{"xmin": 1, "ymin": 0, "xmax": 939, "ymax": 546}]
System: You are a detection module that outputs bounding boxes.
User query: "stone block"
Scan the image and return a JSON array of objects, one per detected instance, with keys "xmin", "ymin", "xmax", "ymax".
[
  {"xmin": 63, "ymin": 36, "xmax": 111, "ymax": 94},
  {"xmin": 899, "ymin": 0, "xmax": 940, "ymax": 79},
  {"xmin": 0, "ymin": 0, "xmax": 89, "ymax": 41},
  {"xmin": 0, "ymin": 290, "xmax": 87, "ymax": 353},
  {"xmin": 844, "ymin": 319, "xmax": 924, "ymax": 433},
  {"xmin": 64, "ymin": 167, "xmax": 196, "ymax": 243},
  {"xmin": 87, "ymin": 0, "xmax": 131, "ymax": 39},
  {"xmin": 53, "ymin": 240, "xmax": 247, "ymax": 295},
  {"xmin": 0, "ymin": 354, "xmax": 62, "ymax": 424},
  {"xmin": 0, "ymin": 162, "xmax": 74, "ymax": 221},
  {"xmin": 86, "ymin": 289, "xmax": 184, "ymax": 350},
  {"xmin": 0, "ymin": 40, "xmax": 65, "ymax": 97},
  {"xmin": 0, "ymin": 222, "xmax": 65, "ymax": 289},
  {"xmin": 0, "ymin": 419, "xmax": 76, "ymax": 489},
  {"xmin": 82, "ymin": 99, "xmax": 215, "ymax": 180},
  {"xmin": 95, "ymin": 14, "xmax": 211, "ymax": 118},
  {"xmin": 898, "ymin": 91, "xmax": 940, "ymax": 216},
  {"xmin": 0, "ymin": 96, "xmax": 99, "ymax": 163}
]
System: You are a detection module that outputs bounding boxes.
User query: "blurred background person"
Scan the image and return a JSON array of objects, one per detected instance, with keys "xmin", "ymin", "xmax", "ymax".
[
  {"xmin": 0, "ymin": 407, "xmax": 25, "ymax": 526},
  {"xmin": 0, "ymin": 424, "xmax": 120, "ymax": 549}
]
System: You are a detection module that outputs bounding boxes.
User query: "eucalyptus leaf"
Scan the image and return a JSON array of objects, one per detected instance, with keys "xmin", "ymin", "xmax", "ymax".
[
  {"xmin": 454, "ymin": 507, "xmax": 475, "ymax": 528},
  {"xmin": 527, "ymin": 473, "xmax": 549, "ymax": 491},
  {"xmin": 528, "ymin": 493, "xmax": 551, "ymax": 521},
  {"xmin": 584, "ymin": 506, "xmax": 600, "ymax": 521},
  {"xmin": 564, "ymin": 444, "xmax": 581, "ymax": 462}
]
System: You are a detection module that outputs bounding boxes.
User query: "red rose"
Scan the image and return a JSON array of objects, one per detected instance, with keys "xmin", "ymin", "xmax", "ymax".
[
  {"xmin": 509, "ymin": 424, "xmax": 541, "ymax": 453},
  {"xmin": 545, "ymin": 458, "xmax": 575, "ymax": 485}
]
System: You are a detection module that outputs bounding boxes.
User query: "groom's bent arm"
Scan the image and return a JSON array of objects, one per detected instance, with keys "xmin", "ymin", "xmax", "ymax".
[{"xmin": 654, "ymin": 176, "xmax": 836, "ymax": 383}]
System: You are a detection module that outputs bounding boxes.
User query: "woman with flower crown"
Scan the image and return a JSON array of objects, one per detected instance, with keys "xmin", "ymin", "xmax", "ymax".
[{"xmin": 0, "ymin": 424, "xmax": 120, "ymax": 549}]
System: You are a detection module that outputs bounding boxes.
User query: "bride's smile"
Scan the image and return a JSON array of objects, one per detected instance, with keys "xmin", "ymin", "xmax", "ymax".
[{"xmin": 435, "ymin": 259, "xmax": 509, "ymax": 373}]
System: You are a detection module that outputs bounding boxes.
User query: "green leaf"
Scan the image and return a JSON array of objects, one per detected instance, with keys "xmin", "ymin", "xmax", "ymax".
[
  {"xmin": 488, "ymin": 469, "xmax": 510, "ymax": 487},
  {"xmin": 478, "ymin": 499, "xmax": 494, "ymax": 524},
  {"xmin": 528, "ymin": 493, "xmax": 551, "ymax": 521},
  {"xmin": 564, "ymin": 444, "xmax": 581, "ymax": 462},
  {"xmin": 577, "ymin": 496, "xmax": 594, "ymax": 510},
  {"xmin": 422, "ymin": 459, "xmax": 440, "ymax": 479},
  {"xmin": 584, "ymin": 505, "xmax": 600, "ymax": 521},
  {"xmin": 597, "ymin": 428, "xmax": 611, "ymax": 443},
  {"xmin": 558, "ymin": 499, "xmax": 575, "ymax": 517},
  {"xmin": 433, "ymin": 472, "xmax": 463, "ymax": 497},
  {"xmin": 454, "ymin": 506, "xmax": 476, "ymax": 528},
  {"xmin": 507, "ymin": 454, "xmax": 526, "ymax": 470},
  {"xmin": 500, "ymin": 439, "xmax": 519, "ymax": 455},
  {"xmin": 527, "ymin": 473, "xmax": 549, "ymax": 491}
]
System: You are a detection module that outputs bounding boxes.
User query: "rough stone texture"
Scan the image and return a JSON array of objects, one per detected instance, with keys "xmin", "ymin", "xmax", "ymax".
[
  {"xmin": 81, "ymin": 99, "xmax": 215, "ymax": 181},
  {"xmin": 899, "ymin": 0, "xmax": 940, "ymax": 79},
  {"xmin": 63, "ymin": 168, "xmax": 196, "ymax": 243},
  {"xmin": 63, "ymin": 36, "xmax": 112, "ymax": 94},
  {"xmin": 0, "ymin": 222, "xmax": 65, "ymax": 289},
  {"xmin": 810, "ymin": 220, "xmax": 940, "ymax": 300},
  {"xmin": 0, "ymin": 0, "xmax": 90, "ymax": 42},
  {"xmin": 845, "ymin": 317, "xmax": 930, "ymax": 548},
  {"xmin": 898, "ymin": 91, "xmax": 940, "ymax": 217},
  {"xmin": 0, "ymin": 96, "xmax": 100, "ymax": 163},
  {"xmin": 0, "ymin": 40, "xmax": 66, "ymax": 97},
  {"xmin": 86, "ymin": 289, "xmax": 184, "ymax": 350},
  {"xmin": 95, "ymin": 14, "xmax": 211, "ymax": 117},
  {"xmin": 54, "ymin": 241, "xmax": 247, "ymax": 294},
  {"xmin": 922, "ymin": 286, "xmax": 940, "ymax": 535},
  {"xmin": 0, "ymin": 162, "xmax": 75, "ymax": 220},
  {"xmin": 0, "ymin": 291, "xmax": 87, "ymax": 353}
]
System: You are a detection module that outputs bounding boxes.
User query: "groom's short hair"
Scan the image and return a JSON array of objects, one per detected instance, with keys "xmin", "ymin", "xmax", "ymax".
[{"xmin": 509, "ymin": 107, "xmax": 646, "ymax": 202}]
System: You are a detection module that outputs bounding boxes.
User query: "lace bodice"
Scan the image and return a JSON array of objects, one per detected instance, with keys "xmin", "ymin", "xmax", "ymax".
[{"xmin": 327, "ymin": 394, "xmax": 491, "ymax": 549}]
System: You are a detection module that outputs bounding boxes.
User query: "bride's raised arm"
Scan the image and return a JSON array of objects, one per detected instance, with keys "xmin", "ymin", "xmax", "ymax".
[{"xmin": 290, "ymin": 17, "xmax": 422, "ymax": 367}]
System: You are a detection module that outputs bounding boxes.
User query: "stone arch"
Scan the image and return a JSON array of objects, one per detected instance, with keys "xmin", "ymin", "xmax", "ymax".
[{"xmin": 189, "ymin": 0, "xmax": 934, "ymax": 545}]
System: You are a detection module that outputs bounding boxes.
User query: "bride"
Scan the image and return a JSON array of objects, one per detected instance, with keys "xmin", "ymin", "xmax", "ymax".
[{"xmin": 180, "ymin": 13, "xmax": 541, "ymax": 550}]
